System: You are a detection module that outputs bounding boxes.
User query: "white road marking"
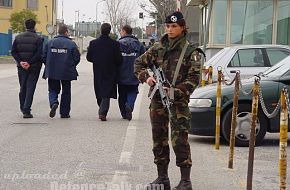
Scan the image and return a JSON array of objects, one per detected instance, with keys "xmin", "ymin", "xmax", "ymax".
[{"xmin": 111, "ymin": 84, "xmax": 145, "ymax": 187}]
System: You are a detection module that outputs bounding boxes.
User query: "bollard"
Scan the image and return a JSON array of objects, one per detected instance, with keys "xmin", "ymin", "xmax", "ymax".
[
  {"xmin": 228, "ymin": 72, "xmax": 240, "ymax": 169},
  {"xmin": 201, "ymin": 66, "xmax": 207, "ymax": 87},
  {"xmin": 208, "ymin": 66, "xmax": 213, "ymax": 84},
  {"xmin": 215, "ymin": 68, "xmax": 222, "ymax": 150},
  {"xmin": 279, "ymin": 88, "xmax": 288, "ymax": 190},
  {"xmin": 246, "ymin": 77, "xmax": 260, "ymax": 190}
]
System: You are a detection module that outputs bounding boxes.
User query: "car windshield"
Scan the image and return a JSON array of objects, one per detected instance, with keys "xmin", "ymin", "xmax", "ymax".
[{"xmin": 263, "ymin": 56, "xmax": 290, "ymax": 77}]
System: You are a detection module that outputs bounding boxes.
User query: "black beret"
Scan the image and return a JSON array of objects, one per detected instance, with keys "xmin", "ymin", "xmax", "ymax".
[{"xmin": 165, "ymin": 11, "xmax": 184, "ymax": 24}]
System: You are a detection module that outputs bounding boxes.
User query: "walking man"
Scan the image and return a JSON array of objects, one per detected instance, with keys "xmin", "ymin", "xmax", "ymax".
[
  {"xmin": 11, "ymin": 19, "xmax": 43, "ymax": 118},
  {"xmin": 43, "ymin": 24, "xmax": 80, "ymax": 118},
  {"xmin": 86, "ymin": 23, "xmax": 122, "ymax": 121},
  {"xmin": 118, "ymin": 25, "xmax": 145, "ymax": 120}
]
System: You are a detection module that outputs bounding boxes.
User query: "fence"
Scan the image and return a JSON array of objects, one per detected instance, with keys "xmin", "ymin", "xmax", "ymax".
[{"xmin": 0, "ymin": 30, "xmax": 12, "ymax": 56}]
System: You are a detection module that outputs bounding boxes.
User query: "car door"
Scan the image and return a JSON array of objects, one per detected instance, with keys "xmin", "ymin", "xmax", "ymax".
[{"xmin": 224, "ymin": 48, "xmax": 267, "ymax": 80}]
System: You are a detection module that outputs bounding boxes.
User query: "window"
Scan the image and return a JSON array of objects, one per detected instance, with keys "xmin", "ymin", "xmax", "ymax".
[
  {"xmin": 266, "ymin": 49, "xmax": 290, "ymax": 66},
  {"xmin": 229, "ymin": 49, "xmax": 265, "ymax": 67},
  {"xmin": 27, "ymin": 0, "xmax": 38, "ymax": 10},
  {"xmin": 0, "ymin": 0, "xmax": 12, "ymax": 7},
  {"xmin": 231, "ymin": 0, "xmax": 273, "ymax": 45},
  {"xmin": 213, "ymin": 0, "xmax": 227, "ymax": 44},
  {"xmin": 277, "ymin": 1, "xmax": 290, "ymax": 45}
]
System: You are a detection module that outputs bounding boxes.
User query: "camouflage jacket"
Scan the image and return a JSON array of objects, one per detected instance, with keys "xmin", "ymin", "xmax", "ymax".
[{"xmin": 134, "ymin": 34, "xmax": 201, "ymax": 101}]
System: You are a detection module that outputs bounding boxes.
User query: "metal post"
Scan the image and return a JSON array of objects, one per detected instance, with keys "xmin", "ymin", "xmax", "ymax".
[
  {"xmin": 77, "ymin": 10, "xmax": 79, "ymax": 37},
  {"xmin": 200, "ymin": 0, "xmax": 213, "ymax": 86},
  {"xmin": 96, "ymin": 0, "xmax": 104, "ymax": 32},
  {"xmin": 215, "ymin": 68, "xmax": 222, "ymax": 150},
  {"xmin": 228, "ymin": 72, "xmax": 240, "ymax": 169},
  {"xmin": 202, "ymin": 0, "xmax": 212, "ymax": 66},
  {"xmin": 208, "ymin": 66, "xmax": 213, "ymax": 84},
  {"xmin": 279, "ymin": 88, "xmax": 288, "ymax": 190},
  {"xmin": 141, "ymin": 17, "xmax": 144, "ymax": 40},
  {"xmin": 246, "ymin": 77, "xmax": 260, "ymax": 190}
]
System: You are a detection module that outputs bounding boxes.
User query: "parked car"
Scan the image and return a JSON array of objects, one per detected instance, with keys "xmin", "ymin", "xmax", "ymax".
[
  {"xmin": 189, "ymin": 55, "xmax": 290, "ymax": 146},
  {"xmin": 204, "ymin": 45, "xmax": 290, "ymax": 81}
]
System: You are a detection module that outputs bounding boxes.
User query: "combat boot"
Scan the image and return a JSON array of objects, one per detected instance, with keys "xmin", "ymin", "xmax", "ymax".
[
  {"xmin": 173, "ymin": 167, "xmax": 192, "ymax": 190},
  {"xmin": 146, "ymin": 164, "xmax": 171, "ymax": 190}
]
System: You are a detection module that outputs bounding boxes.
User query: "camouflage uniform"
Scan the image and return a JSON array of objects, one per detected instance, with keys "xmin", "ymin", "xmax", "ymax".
[{"xmin": 134, "ymin": 34, "xmax": 201, "ymax": 168}]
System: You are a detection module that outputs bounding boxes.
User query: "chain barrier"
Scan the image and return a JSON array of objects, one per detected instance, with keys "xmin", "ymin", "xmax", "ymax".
[
  {"xmin": 221, "ymin": 73, "xmax": 236, "ymax": 86},
  {"xmin": 218, "ymin": 69, "xmax": 290, "ymax": 119},
  {"xmin": 258, "ymin": 84, "xmax": 281, "ymax": 119},
  {"xmin": 284, "ymin": 88, "xmax": 290, "ymax": 119},
  {"xmin": 239, "ymin": 78, "xmax": 253, "ymax": 96}
]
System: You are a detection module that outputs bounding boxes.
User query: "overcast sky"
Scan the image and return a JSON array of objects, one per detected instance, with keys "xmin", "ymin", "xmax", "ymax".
[{"xmin": 57, "ymin": 0, "xmax": 154, "ymax": 27}]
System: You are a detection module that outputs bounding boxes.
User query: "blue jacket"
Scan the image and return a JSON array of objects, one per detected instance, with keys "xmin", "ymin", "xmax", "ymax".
[
  {"xmin": 118, "ymin": 35, "xmax": 145, "ymax": 85},
  {"xmin": 43, "ymin": 35, "xmax": 80, "ymax": 80}
]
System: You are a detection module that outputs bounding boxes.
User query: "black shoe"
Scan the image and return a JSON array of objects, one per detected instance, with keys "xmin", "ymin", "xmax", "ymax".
[
  {"xmin": 173, "ymin": 168, "xmax": 192, "ymax": 190},
  {"xmin": 60, "ymin": 115, "xmax": 70, "ymax": 118},
  {"xmin": 49, "ymin": 103, "xmax": 58, "ymax": 118},
  {"xmin": 146, "ymin": 164, "xmax": 171, "ymax": 190},
  {"xmin": 99, "ymin": 115, "xmax": 107, "ymax": 121},
  {"xmin": 23, "ymin": 113, "xmax": 33, "ymax": 118},
  {"xmin": 125, "ymin": 105, "xmax": 132, "ymax": 121},
  {"xmin": 146, "ymin": 177, "xmax": 171, "ymax": 190},
  {"xmin": 172, "ymin": 180, "xmax": 192, "ymax": 190}
]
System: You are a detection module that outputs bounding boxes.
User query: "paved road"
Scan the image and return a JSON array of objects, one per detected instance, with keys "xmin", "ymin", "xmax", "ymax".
[{"xmin": 0, "ymin": 55, "xmax": 289, "ymax": 190}]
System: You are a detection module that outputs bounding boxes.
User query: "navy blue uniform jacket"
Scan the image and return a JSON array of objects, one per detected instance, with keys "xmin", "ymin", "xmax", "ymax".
[
  {"xmin": 43, "ymin": 35, "xmax": 80, "ymax": 80},
  {"xmin": 118, "ymin": 35, "xmax": 145, "ymax": 85}
]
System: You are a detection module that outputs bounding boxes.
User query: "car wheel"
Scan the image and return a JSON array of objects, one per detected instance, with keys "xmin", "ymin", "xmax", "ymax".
[{"xmin": 221, "ymin": 104, "xmax": 267, "ymax": 147}]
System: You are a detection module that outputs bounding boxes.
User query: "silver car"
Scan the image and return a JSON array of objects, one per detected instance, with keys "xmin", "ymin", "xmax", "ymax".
[{"xmin": 205, "ymin": 45, "xmax": 290, "ymax": 81}]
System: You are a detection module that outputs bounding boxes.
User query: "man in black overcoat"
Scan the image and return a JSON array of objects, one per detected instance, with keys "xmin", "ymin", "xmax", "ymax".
[{"xmin": 86, "ymin": 23, "xmax": 122, "ymax": 121}]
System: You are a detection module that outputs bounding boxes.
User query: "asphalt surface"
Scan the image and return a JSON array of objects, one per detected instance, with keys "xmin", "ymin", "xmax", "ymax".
[{"xmin": 0, "ymin": 55, "xmax": 289, "ymax": 190}]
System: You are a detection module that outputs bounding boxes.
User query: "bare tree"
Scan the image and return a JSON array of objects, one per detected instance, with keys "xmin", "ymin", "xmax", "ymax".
[
  {"xmin": 105, "ymin": 0, "xmax": 134, "ymax": 34},
  {"xmin": 138, "ymin": 0, "xmax": 177, "ymax": 23}
]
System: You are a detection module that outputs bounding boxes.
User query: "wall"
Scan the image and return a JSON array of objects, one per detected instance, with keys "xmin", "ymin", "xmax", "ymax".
[{"xmin": 0, "ymin": 0, "xmax": 57, "ymax": 36}]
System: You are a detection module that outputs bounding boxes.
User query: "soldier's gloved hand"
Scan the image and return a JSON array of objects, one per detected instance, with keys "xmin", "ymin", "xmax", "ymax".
[{"xmin": 146, "ymin": 76, "xmax": 156, "ymax": 87}]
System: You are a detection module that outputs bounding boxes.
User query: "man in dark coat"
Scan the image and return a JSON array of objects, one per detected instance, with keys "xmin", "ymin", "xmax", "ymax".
[
  {"xmin": 86, "ymin": 23, "xmax": 122, "ymax": 121},
  {"xmin": 43, "ymin": 24, "xmax": 80, "ymax": 118},
  {"xmin": 118, "ymin": 25, "xmax": 145, "ymax": 120},
  {"xmin": 11, "ymin": 19, "xmax": 43, "ymax": 118}
]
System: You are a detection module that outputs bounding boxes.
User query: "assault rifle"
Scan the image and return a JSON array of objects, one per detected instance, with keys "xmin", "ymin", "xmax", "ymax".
[{"xmin": 148, "ymin": 63, "xmax": 173, "ymax": 118}]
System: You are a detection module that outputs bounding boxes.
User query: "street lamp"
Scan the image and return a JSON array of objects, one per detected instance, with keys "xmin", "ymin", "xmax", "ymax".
[
  {"xmin": 96, "ymin": 0, "xmax": 105, "ymax": 24},
  {"xmin": 75, "ymin": 10, "xmax": 80, "ymax": 37}
]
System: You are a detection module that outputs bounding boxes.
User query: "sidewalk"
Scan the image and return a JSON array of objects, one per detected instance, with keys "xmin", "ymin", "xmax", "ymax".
[{"xmin": 0, "ymin": 56, "xmax": 15, "ymax": 64}]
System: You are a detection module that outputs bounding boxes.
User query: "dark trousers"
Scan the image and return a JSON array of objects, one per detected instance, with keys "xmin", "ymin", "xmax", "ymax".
[
  {"xmin": 118, "ymin": 84, "xmax": 139, "ymax": 118},
  {"xmin": 17, "ymin": 67, "xmax": 41, "ymax": 114},
  {"xmin": 48, "ymin": 79, "xmax": 71, "ymax": 116},
  {"xmin": 97, "ymin": 98, "xmax": 110, "ymax": 116}
]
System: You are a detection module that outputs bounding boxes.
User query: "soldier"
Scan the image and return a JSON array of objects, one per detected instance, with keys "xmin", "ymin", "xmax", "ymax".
[
  {"xmin": 134, "ymin": 11, "xmax": 201, "ymax": 190},
  {"xmin": 11, "ymin": 19, "xmax": 44, "ymax": 118}
]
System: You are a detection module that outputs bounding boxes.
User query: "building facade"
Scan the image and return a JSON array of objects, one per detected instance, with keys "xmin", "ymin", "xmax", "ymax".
[
  {"xmin": 186, "ymin": 0, "xmax": 290, "ymax": 57},
  {"xmin": 75, "ymin": 21, "xmax": 100, "ymax": 37},
  {"xmin": 0, "ymin": 0, "xmax": 57, "ymax": 35}
]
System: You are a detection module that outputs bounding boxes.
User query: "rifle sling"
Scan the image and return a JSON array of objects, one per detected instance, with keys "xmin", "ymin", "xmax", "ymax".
[{"xmin": 169, "ymin": 41, "xmax": 189, "ymax": 100}]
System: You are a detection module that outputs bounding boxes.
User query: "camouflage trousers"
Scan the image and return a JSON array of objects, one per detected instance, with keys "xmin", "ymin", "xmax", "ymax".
[{"xmin": 149, "ymin": 98, "xmax": 192, "ymax": 168}]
